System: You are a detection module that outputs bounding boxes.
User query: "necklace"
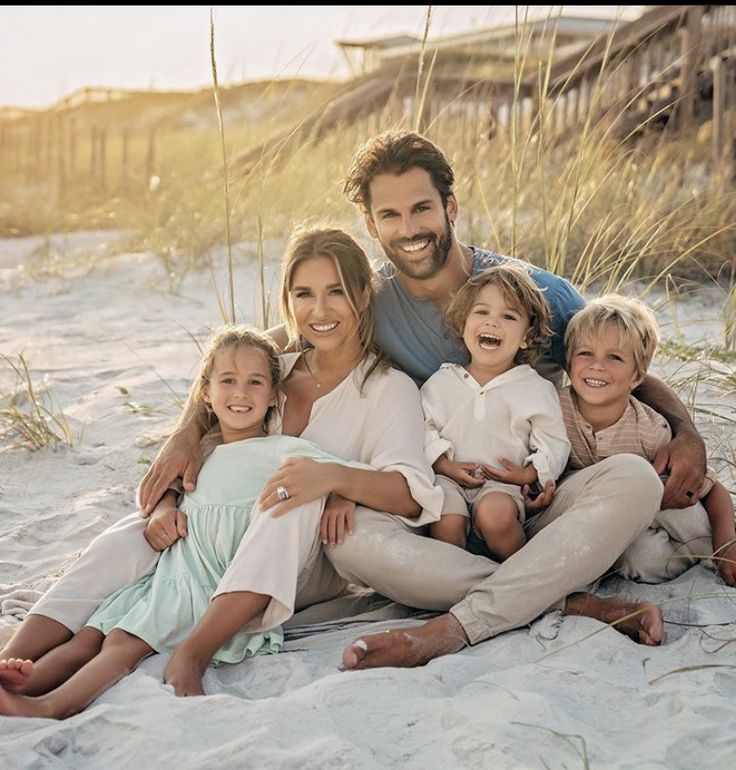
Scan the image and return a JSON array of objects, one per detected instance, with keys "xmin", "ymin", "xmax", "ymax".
[{"xmin": 303, "ymin": 351, "xmax": 322, "ymax": 388}]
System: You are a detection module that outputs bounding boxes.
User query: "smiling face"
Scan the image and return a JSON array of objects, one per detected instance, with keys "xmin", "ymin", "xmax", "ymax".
[
  {"xmin": 463, "ymin": 283, "xmax": 530, "ymax": 380},
  {"xmin": 365, "ymin": 167, "xmax": 456, "ymax": 281},
  {"xmin": 568, "ymin": 323, "xmax": 644, "ymax": 420},
  {"xmin": 203, "ymin": 345, "xmax": 276, "ymax": 443},
  {"xmin": 288, "ymin": 254, "xmax": 362, "ymax": 356}
]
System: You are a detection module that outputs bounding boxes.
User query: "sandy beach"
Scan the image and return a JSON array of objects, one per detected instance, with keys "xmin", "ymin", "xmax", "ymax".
[{"xmin": 1, "ymin": 233, "xmax": 735, "ymax": 769}]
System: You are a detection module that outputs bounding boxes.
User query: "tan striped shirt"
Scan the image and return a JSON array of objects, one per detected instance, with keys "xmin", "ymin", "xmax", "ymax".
[{"xmin": 558, "ymin": 386, "xmax": 715, "ymax": 497}]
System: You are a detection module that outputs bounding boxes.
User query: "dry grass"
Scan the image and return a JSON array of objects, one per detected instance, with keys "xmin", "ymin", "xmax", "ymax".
[
  {"xmin": 0, "ymin": 353, "xmax": 73, "ymax": 450},
  {"xmin": 1, "ymin": 14, "xmax": 734, "ymax": 324}
]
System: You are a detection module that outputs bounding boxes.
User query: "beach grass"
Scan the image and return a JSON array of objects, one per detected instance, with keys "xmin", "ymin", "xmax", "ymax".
[{"xmin": 0, "ymin": 353, "xmax": 73, "ymax": 450}]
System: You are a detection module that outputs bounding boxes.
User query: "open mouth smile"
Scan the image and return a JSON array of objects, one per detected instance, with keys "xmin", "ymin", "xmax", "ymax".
[
  {"xmin": 478, "ymin": 334, "xmax": 502, "ymax": 350},
  {"xmin": 310, "ymin": 322, "xmax": 339, "ymax": 333}
]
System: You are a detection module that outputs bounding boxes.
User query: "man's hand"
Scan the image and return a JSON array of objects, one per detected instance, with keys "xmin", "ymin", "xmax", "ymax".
[
  {"xmin": 320, "ymin": 492, "xmax": 356, "ymax": 546},
  {"xmin": 138, "ymin": 432, "xmax": 204, "ymax": 515},
  {"xmin": 433, "ymin": 455, "xmax": 483, "ymax": 489},
  {"xmin": 522, "ymin": 480, "xmax": 556, "ymax": 514},
  {"xmin": 144, "ymin": 492, "xmax": 188, "ymax": 551},
  {"xmin": 653, "ymin": 428, "xmax": 706, "ymax": 509},
  {"xmin": 481, "ymin": 458, "xmax": 537, "ymax": 487}
]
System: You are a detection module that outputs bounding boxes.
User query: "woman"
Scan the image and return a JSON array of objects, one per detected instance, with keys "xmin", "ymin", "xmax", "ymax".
[{"xmin": 0, "ymin": 227, "xmax": 443, "ymax": 697}]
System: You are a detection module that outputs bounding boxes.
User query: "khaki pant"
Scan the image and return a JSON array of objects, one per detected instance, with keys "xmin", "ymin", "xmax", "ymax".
[
  {"xmin": 328, "ymin": 454, "xmax": 662, "ymax": 645},
  {"xmin": 31, "ymin": 454, "xmax": 662, "ymax": 645}
]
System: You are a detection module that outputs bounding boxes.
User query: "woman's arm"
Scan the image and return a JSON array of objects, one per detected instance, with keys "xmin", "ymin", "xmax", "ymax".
[
  {"xmin": 138, "ymin": 385, "xmax": 207, "ymax": 513},
  {"xmin": 635, "ymin": 374, "xmax": 707, "ymax": 509},
  {"xmin": 259, "ymin": 460, "xmax": 421, "ymax": 518}
]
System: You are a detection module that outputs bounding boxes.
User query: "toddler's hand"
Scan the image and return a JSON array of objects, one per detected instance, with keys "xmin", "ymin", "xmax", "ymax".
[
  {"xmin": 448, "ymin": 462, "xmax": 485, "ymax": 488},
  {"xmin": 320, "ymin": 492, "xmax": 356, "ymax": 546},
  {"xmin": 481, "ymin": 458, "xmax": 536, "ymax": 486},
  {"xmin": 522, "ymin": 480, "xmax": 556, "ymax": 513}
]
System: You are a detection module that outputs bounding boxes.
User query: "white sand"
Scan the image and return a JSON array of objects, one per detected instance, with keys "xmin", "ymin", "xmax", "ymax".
[{"xmin": 1, "ymin": 234, "xmax": 735, "ymax": 768}]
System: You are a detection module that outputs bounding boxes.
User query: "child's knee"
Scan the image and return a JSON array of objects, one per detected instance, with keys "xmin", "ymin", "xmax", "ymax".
[
  {"xmin": 475, "ymin": 495, "xmax": 520, "ymax": 533},
  {"xmin": 430, "ymin": 516, "xmax": 467, "ymax": 548}
]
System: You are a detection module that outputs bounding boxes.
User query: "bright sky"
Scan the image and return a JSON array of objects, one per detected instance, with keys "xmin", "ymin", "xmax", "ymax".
[{"xmin": 1, "ymin": 5, "xmax": 643, "ymax": 109}]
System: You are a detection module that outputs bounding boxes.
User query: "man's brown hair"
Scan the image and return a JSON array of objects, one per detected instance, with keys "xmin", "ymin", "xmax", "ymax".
[{"xmin": 343, "ymin": 131, "xmax": 454, "ymax": 211}]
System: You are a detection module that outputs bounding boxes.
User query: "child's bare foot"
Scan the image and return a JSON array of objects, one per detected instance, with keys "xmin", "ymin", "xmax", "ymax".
[
  {"xmin": 164, "ymin": 648, "xmax": 207, "ymax": 696},
  {"xmin": 567, "ymin": 593, "xmax": 664, "ymax": 646},
  {"xmin": 0, "ymin": 684, "xmax": 53, "ymax": 718},
  {"xmin": 0, "ymin": 658, "xmax": 34, "ymax": 692},
  {"xmin": 342, "ymin": 614, "xmax": 469, "ymax": 670}
]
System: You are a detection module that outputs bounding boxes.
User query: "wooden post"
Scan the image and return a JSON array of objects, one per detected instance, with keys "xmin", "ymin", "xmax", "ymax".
[
  {"xmin": 56, "ymin": 114, "xmax": 65, "ymax": 206},
  {"xmin": 679, "ymin": 6, "xmax": 703, "ymax": 127},
  {"xmin": 145, "ymin": 128, "xmax": 155, "ymax": 186},
  {"xmin": 121, "ymin": 127, "xmax": 129, "ymax": 192},
  {"xmin": 98, "ymin": 127, "xmax": 107, "ymax": 194},
  {"xmin": 90, "ymin": 126, "xmax": 97, "ymax": 177},
  {"xmin": 711, "ymin": 56, "xmax": 725, "ymax": 163},
  {"xmin": 68, "ymin": 117, "xmax": 76, "ymax": 178}
]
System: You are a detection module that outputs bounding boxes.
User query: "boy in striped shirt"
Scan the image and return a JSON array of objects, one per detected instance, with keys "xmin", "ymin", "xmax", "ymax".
[{"xmin": 558, "ymin": 294, "xmax": 736, "ymax": 586}]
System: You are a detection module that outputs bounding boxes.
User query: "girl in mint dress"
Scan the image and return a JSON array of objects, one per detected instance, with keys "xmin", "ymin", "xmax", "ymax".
[{"xmin": 0, "ymin": 327, "xmax": 338, "ymax": 720}]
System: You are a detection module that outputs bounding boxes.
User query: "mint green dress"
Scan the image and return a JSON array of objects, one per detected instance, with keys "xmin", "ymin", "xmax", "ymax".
[{"xmin": 87, "ymin": 435, "xmax": 332, "ymax": 665}]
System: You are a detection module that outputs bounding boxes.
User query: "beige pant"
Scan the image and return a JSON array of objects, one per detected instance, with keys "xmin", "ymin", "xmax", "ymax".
[
  {"xmin": 30, "ymin": 500, "xmax": 346, "ymax": 635},
  {"xmin": 328, "ymin": 454, "xmax": 662, "ymax": 645},
  {"xmin": 31, "ymin": 455, "xmax": 661, "ymax": 645},
  {"xmin": 616, "ymin": 502, "xmax": 713, "ymax": 583}
]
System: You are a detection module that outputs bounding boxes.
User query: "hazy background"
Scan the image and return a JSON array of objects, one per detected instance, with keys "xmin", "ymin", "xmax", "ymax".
[{"xmin": 1, "ymin": 5, "xmax": 643, "ymax": 109}]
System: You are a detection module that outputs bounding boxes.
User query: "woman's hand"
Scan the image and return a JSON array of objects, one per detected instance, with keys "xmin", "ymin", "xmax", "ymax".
[
  {"xmin": 144, "ymin": 491, "xmax": 188, "ymax": 551},
  {"xmin": 481, "ymin": 458, "xmax": 537, "ymax": 487},
  {"xmin": 138, "ymin": 431, "xmax": 203, "ymax": 515},
  {"xmin": 321, "ymin": 492, "xmax": 356, "ymax": 546},
  {"xmin": 258, "ymin": 457, "xmax": 340, "ymax": 517}
]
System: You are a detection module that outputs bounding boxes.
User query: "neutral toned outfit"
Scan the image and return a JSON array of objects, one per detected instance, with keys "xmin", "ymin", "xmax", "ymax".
[
  {"xmin": 559, "ymin": 387, "xmax": 719, "ymax": 582},
  {"xmin": 87, "ymin": 436, "xmax": 335, "ymax": 662},
  {"xmin": 421, "ymin": 363, "xmax": 570, "ymax": 521},
  {"xmin": 30, "ymin": 355, "xmax": 442, "ymax": 634}
]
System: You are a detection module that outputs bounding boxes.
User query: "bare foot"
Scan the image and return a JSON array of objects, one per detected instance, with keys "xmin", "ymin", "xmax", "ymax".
[
  {"xmin": 567, "ymin": 592, "xmax": 664, "ymax": 646},
  {"xmin": 0, "ymin": 684, "xmax": 53, "ymax": 718},
  {"xmin": 0, "ymin": 658, "xmax": 34, "ymax": 693},
  {"xmin": 164, "ymin": 647, "xmax": 206, "ymax": 696},
  {"xmin": 342, "ymin": 614, "xmax": 469, "ymax": 670}
]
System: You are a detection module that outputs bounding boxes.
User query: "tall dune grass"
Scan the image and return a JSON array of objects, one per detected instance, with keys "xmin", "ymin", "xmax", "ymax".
[{"xmin": 1, "ymin": 12, "xmax": 734, "ymax": 307}]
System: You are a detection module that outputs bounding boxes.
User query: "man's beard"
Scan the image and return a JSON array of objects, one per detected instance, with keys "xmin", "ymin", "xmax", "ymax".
[{"xmin": 385, "ymin": 211, "xmax": 453, "ymax": 280}]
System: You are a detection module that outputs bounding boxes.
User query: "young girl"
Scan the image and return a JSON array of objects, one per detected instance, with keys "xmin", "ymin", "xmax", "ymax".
[
  {"xmin": 0, "ymin": 326, "xmax": 343, "ymax": 719},
  {"xmin": 422, "ymin": 263, "xmax": 570, "ymax": 559}
]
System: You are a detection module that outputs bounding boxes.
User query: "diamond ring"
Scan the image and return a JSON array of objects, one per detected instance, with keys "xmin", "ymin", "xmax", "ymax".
[{"xmin": 276, "ymin": 485, "xmax": 290, "ymax": 502}]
